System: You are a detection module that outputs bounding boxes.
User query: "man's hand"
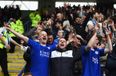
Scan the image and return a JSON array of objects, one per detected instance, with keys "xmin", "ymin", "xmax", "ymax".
[
  {"xmin": 4, "ymin": 25, "xmax": 11, "ymax": 31},
  {"xmin": 5, "ymin": 44, "xmax": 11, "ymax": 50}
]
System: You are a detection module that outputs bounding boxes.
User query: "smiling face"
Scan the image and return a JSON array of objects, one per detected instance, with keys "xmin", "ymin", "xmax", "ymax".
[
  {"xmin": 38, "ymin": 31, "xmax": 48, "ymax": 45},
  {"xmin": 58, "ymin": 38, "xmax": 67, "ymax": 49}
]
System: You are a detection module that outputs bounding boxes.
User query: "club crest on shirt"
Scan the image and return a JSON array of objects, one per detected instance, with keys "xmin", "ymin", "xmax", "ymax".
[{"xmin": 95, "ymin": 51, "xmax": 99, "ymax": 55}]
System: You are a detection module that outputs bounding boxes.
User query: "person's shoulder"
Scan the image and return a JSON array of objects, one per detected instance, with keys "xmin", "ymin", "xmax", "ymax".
[
  {"xmin": 28, "ymin": 38, "xmax": 39, "ymax": 44},
  {"xmin": 81, "ymin": 45, "xmax": 90, "ymax": 54},
  {"xmin": 96, "ymin": 47, "xmax": 104, "ymax": 51}
]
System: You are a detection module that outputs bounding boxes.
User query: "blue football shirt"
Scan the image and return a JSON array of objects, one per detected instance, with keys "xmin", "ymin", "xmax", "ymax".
[
  {"xmin": 81, "ymin": 46, "xmax": 104, "ymax": 76},
  {"xmin": 28, "ymin": 39, "xmax": 51, "ymax": 76}
]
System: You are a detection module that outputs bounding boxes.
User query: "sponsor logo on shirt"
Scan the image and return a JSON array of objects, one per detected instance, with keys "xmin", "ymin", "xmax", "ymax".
[
  {"xmin": 40, "ymin": 50, "xmax": 50, "ymax": 57},
  {"xmin": 92, "ymin": 57, "xmax": 98, "ymax": 64}
]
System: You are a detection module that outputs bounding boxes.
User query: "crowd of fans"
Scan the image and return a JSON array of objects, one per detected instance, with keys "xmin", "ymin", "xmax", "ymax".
[
  {"xmin": 0, "ymin": 3, "xmax": 116, "ymax": 76},
  {"xmin": 0, "ymin": 5, "xmax": 21, "ymax": 25}
]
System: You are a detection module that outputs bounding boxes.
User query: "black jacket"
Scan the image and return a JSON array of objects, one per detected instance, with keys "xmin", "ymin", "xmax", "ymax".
[{"xmin": 50, "ymin": 46, "xmax": 82, "ymax": 76}]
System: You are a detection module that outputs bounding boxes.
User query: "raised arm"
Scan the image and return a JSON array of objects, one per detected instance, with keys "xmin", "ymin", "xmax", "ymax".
[
  {"xmin": 104, "ymin": 30, "xmax": 113, "ymax": 53},
  {"xmin": 85, "ymin": 24, "xmax": 101, "ymax": 51},
  {"xmin": 109, "ymin": 19, "xmax": 116, "ymax": 32},
  {"xmin": 85, "ymin": 32, "xmax": 97, "ymax": 51},
  {"xmin": 10, "ymin": 38, "xmax": 21, "ymax": 47},
  {"xmin": 6, "ymin": 27, "xmax": 29, "ymax": 43}
]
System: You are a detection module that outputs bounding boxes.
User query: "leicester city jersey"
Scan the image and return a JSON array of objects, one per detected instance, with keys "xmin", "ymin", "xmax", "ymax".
[{"xmin": 81, "ymin": 46, "xmax": 104, "ymax": 76}]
